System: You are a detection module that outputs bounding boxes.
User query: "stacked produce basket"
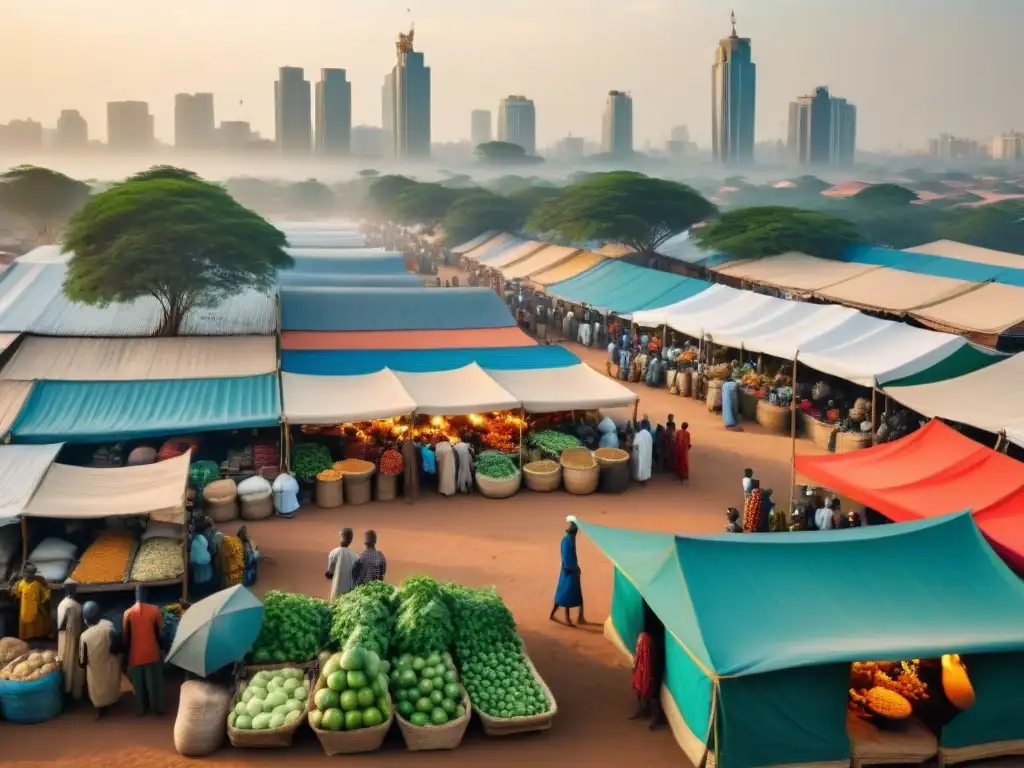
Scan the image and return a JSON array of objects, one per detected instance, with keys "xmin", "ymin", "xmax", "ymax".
[
  {"xmin": 226, "ymin": 664, "xmax": 314, "ymax": 747},
  {"xmin": 561, "ymin": 447, "xmax": 599, "ymax": 495},
  {"xmin": 475, "ymin": 452, "xmax": 521, "ymax": 499}
]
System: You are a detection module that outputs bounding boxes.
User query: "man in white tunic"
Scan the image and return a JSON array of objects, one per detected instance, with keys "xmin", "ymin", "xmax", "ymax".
[
  {"xmin": 632, "ymin": 420, "xmax": 654, "ymax": 482},
  {"xmin": 326, "ymin": 528, "xmax": 359, "ymax": 601}
]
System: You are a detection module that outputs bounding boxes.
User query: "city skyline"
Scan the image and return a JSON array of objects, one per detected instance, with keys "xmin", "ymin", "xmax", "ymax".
[{"xmin": 5, "ymin": 0, "xmax": 1023, "ymax": 151}]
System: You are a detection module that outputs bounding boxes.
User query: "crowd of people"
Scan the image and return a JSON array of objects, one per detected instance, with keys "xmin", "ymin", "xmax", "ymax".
[{"xmin": 324, "ymin": 528, "xmax": 388, "ymax": 601}]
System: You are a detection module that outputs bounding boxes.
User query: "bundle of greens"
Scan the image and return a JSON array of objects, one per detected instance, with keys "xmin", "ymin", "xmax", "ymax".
[
  {"xmin": 291, "ymin": 443, "xmax": 332, "ymax": 478},
  {"xmin": 394, "ymin": 575, "xmax": 454, "ymax": 657},
  {"xmin": 443, "ymin": 584, "xmax": 518, "ymax": 648},
  {"xmin": 249, "ymin": 590, "xmax": 331, "ymax": 664},
  {"xmin": 527, "ymin": 430, "xmax": 581, "ymax": 456},
  {"xmin": 329, "ymin": 581, "xmax": 397, "ymax": 658},
  {"xmin": 475, "ymin": 453, "xmax": 518, "ymax": 479}
]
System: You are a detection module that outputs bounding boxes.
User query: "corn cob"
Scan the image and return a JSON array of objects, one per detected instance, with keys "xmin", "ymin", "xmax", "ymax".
[
  {"xmin": 941, "ymin": 654, "xmax": 975, "ymax": 710},
  {"xmin": 865, "ymin": 687, "xmax": 912, "ymax": 719}
]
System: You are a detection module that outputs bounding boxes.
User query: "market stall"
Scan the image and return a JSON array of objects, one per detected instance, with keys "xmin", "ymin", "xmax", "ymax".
[
  {"xmin": 582, "ymin": 512, "xmax": 1024, "ymax": 768},
  {"xmin": 19, "ymin": 451, "xmax": 191, "ymax": 596},
  {"xmin": 0, "ymin": 444, "xmax": 62, "ymax": 591},
  {"xmin": 795, "ymin": 420, "xmax": 1024, "ymax": 573}
]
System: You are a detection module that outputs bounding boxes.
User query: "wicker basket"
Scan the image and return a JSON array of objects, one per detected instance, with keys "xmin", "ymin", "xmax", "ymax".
[
  {"xmin": 562, "ymin": 465, "xmax": 599, "ymax": 495},
  {"xmin": 396, "ymin": 688, "xmax": 471, "ymax": 751},
  {"xmin": 476, "ymin": 471, "xmax": 522, "ymax": 499},
  {"xmin": 593, "ymin": 447, "xmax": 629, "ymax": 469},
  {"xmin": 226, "ymin": 664, "xmax": 316, "ymax": 748},
  {"xmin": 376, "ymin": 472, "xmax": 398, "ymax": 501},
  {"xmin": 836, "ymin": 430, "xmax": 872, "ymax": 453},
  {"xmin": 755, "ymin": 400, "xmax": 792, "ymax": 433},
  {"xmin": 316, "ymin": 478, "xmax": 343, "ymax": 509},
  {"xmin": 343, "ymin": 471, "xmax": 374, "ymax": 506},
  {"xmin": 706, "ymin": 379, "xmax": 724, "ymax": 412},
  {"xmin": 522, "ymin": 460, "xmax": 561, "ymax": 492},
  {"xmin": 204, "ymin": 479, "xmax": 238, "ymax": 523},
  {"xmin": 806, "ymin": 416, "xmax": 836, "ymax": 450},
  {"xmin": 739, "ymin": 388, "xmax": 759, "ymax": 421},
  {"xmin": 679, "ymin": 370, "xmax": 693, "ymax": 398},
  {"xmin": 475, "ymin": 651, "xmax": 558, "ymax": 737},
  {"xmin": 306, "ymin": 677, "xmax": 392, "ymax": 755},
  {"xmin": 240, "ymin": 491, "xmax": 273, "ymax": 521},
  {"xmin": 598, "ymin": 460, "xmax": 630, "ymax": 494}
]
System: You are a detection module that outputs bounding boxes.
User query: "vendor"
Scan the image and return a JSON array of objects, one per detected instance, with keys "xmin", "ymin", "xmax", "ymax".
[{"xmin": 12, "ymin": 563, "xmax": 51, "ymax": 641}]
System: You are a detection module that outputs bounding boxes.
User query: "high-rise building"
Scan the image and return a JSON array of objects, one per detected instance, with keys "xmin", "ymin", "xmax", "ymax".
[
  {"xmin": 497, "ymin": 96, "xmax": 536, "ymax": 156},
  {"xmin": 0, "ymin": 119, "xmax": 44, "ymax": 152},
  {"xmin": 54, "ymin": 110, "xmax": 88, "ymax": 150},
  {"xmin": 174, "ymin": 93, "xmax": 215, "ymax": 149},
  {"xmin": 787, "ymin": 86, "xmax": 856, "ymax": 166},
  {"xmin": 385, "ymin": 28, "xmax": 431, "ymax": 159},
  {"xmin": 315, "ymin": 68, "xmax": 352, "ymax": 156},
  {"xmin": 711, "ymin": 12, "xmax": 756, "ymax": 164},
  {"xmin": 107, "ymin": 101, "xmax": 154, "ymax": 151},
  {"xmin": 382, "ymin": 73, "xmax": 395, "ymax": 157},
  {"xmin": 928, "ymin": 134, "xmax": 982, "ymax": 161},
  {"xmin": 218, "ymin": 121, "xmax": 253, "ymax": 149},
  {"xmin": 991, "ymin": 133, "xmax": 1024, "ymax": 162},
  {"xmin": 353, "ymin": 125, "xmax": 387, "ymax": 157},
  {"xmin": 601, "ymin": 91, "xmax": 633, "ymax": 156},
  {"xmin": 552, "ymin": 135, "xmax": 585, "ymax": 160},
  {"xmin": 275, "ymin": 66, "xmax": 312, "ymax": 156},
  {"xmin": 471, "ymin": 109, "xmax": 492, "ymax": 147}
]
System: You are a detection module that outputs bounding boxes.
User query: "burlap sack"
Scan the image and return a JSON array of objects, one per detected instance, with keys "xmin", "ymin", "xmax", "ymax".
[{"xmin": 173, "ymin": 680, "xmax": 232, "ymax": 757}]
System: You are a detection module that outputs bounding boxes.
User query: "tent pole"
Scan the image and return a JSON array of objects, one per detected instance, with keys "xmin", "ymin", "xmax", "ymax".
[
  {"xmin": 789, "ymin": 352, "xmax": 799, "ymax": 512},
  {"xmin": 21, "ymin": 516, "xmax": 28, "ymax": 570},
  {"xmin": 756, "ymin": 354, "xmax": 763, "ymax": 375},
  {"xmin": 181, "ymin": 533, "xmax": 189, "ymax": 602},
  {"xmin": 283, "ymin": 419, "xmax": 291, "ymax": 469},
  {"xmin": 871, "ymin": 388, "xmax": 879, "ymax": 446}
]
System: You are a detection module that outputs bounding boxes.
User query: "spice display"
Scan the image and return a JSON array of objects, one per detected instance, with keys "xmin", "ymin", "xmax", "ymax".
[
  {"xmin": 594, "ymin": 447, "xmax": 628, "ymax": 463},
  {"xmin": 316, "ymin": 469, "xmax": 343, "ymax": 482},
  {"xmin": 527, "ymin": 430, "xmax": 581, "ymax": 456},
  {"xmin": 221, "ymin": 536, "xmax": 245, "ymax": 587},
  {"xmin": 560, "ymin": 447, "xmax": 595, "ymax": 469},
  {"xmin": 129, "ymin": 537, "xmax": 185, "ymax": 583},
  {"xmin": 248, "ymin": 590, "xmax": 332, "ymax": 664},
  {"xmin": 333, "ymin": 458, "xmax": 375, "ymax": 474},
  {"xmin": 291, "ymin": 443, "xmax": 333, "ymax": 478},
  {"xmin": 379, "ymin": 449, "xmax": 403, "ymax": 475},
  {"xmin": 476, "ymin": 453, "xmax": 518, "ymax": 479},
  {"xmin": 70, "ymin": 530, "xmax": 135, "ymax": 584}
]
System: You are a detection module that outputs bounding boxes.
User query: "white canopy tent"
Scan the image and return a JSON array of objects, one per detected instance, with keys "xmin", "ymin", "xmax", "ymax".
[
  {"xmin": 884, "ymin": 354, "xmax": 1024, "ymax": 447},
  {"xmin": 280, "ymin": 370, "xmax": 417, "ymax": 424},
  {"xmin": 485, "ymin": 364, "xmax": 638, "ymax": 413},
  {"xmin": 0, "ymin": 443, "xmax": 62, "ymax": 526},
  {"xmin": 394, "ymin": 364, "xmax": 520, "ymax": 416}
]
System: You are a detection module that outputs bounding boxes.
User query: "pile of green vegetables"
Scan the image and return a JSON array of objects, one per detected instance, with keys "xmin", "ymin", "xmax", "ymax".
[
  {"xmin": 445, "ymin": 584, "xmax": 550, "ymax": 720},
  {"xmin": 394, "ymin": 575, "xmax": 454, "ymax": 657},
  {"xmin": 330, "ymin": 581, "xmax": 397, "ymax": 658},
  {"xmin": 476, "ymin": 453, "xmax": 518, "ymax": 479},
  {"xmin": 528, "ymin": 430, "xmax": 581, "ymax": 456},
  {"xmin": 248, "ymin": 590, "xmax": 331, "ymax": 664},
  {"xmin": 291, "ymin": 443, "xmax": 333, "ymax": 478},
  {"xmin": 390, "ymin": 650, "xmax": 466, "ymax": 726},
  {"xmin": 310, "ymin": 648, "xmax": 392, "ymax": 732}
]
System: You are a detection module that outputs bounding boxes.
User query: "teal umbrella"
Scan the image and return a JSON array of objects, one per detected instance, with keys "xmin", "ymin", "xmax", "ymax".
[{"xmin": 167, "ymin": 585, "xmax": 263, "ymax": 676}]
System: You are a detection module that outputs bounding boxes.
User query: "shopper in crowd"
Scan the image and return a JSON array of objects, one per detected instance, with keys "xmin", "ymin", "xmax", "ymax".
[
  {"xmin": 813, "ymin": 495, "xmax": 834, "ymax": 531},
  {"xmin": 742, "ymin": 468, "xmax": 756, "ymax": 500},
  {"xmin": 632, "ymin": 419, "xmax": 654, "ymax": 482},
  {"xmin": 550, "ymin": 516, "xmax": 586, "ymax": 626},
  {"xmin": 122, "ymin": 585, "xmax": 165, "ymax": 716},
  {"xmin": 79, "ymin": 601, "xmax": 123, "ymax": 719},
  {"xmin": 353, "ymin": 530, "xmax": 387, "ymax": 586},
  {"xmin": 58, "ymin": 582, "xmax": 86, "ymax": 701},
  {"xmin": 326, "ymin": 528, "xmax": 359, "ymax": 601},
  {"xmin": 672, "ymin": 421, "xmax": 692, "ymax": 482},
  {"xmin": 630, "ymin": 603, "xmax": 665, "ymax": 729},
  {"xmin": 13, "ymin": 563, "xmax": 50, "ymax": 641},
  {"xmin": 725, "ymin": 508, "xmax": 742, "ymax": 533}
]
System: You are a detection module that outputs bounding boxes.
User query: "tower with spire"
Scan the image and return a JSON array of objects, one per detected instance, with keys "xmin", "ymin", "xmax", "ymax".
[
  {"xmin": 711, "ymin": 11, "xmax": 756, "ymax": 164},
  {"xmin": 383, "ymin": 24, "xmax": 431, "ymax": 159}
]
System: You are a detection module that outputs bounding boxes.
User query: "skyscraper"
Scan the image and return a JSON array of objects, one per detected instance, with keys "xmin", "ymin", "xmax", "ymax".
[
  {"xmin": 386, "ymin": 28, "xmax": 431, "ymax": 159},
  {"xmin": 601, "ymin": 90, "xmax": 633, "ymax": 156},
  {"xmin": 55, "ymin": 110, "xmax": 88, "ymax": 150},
  {"xmin": 315, "ymin": 69, "xmax": 352, "ymax": 156},
  {"xmin": 275, "ymin": 66, "xmax": 312, "ymax": 156},
  {"xmin": 107, "ymin": 101, "xmax": 154, "ymax": 151},
  {"xmin": 787, "ymin": 86, "xmax": 856, "ymax": 166},
  {"xmin": 471, "ymin": 110, "xmax": 492, "ymax": 147},
  {"xmin": 497, "ymin": 96, "xmax": 536, "ymax": 156},
  {"xmin": 711, "ymin": 12, "xmax": 756, "ymax": 164},
  {"xmin": 382, "ymin": 73, "xmax": 395, "ymax": 157},
  {"xmin": 174, "ymin": 93, "xmax": 215, "ymax": 149}
]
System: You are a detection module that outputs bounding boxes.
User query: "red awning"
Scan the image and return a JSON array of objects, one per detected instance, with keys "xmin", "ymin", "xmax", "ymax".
[
  {"xmin": 795, "ymin": 419, "xmax": 1024, "ymax": 572},
  {"xmin": 281, "ymin": 327, "xmax": 536, "ymax": 351}
]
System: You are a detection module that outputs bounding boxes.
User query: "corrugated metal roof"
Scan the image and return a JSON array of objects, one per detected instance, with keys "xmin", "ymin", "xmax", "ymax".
[
  {"xmin": 286, "ymin": 254, "xmax": 407, "ymax": 275},
  {"xmin": 278, "ymin": 272, "xmax": 422, "ymax": 288},
  {"xmin": 281, "ymin": 345, "xmax": 580, "ymax": 375},
  {"xmin": 0, "ymin": 263, "xmax": 66, "ymax": 332},
  {"xmin": 12, "ymin": 375, "xmax": 281, "ymax": 444}
]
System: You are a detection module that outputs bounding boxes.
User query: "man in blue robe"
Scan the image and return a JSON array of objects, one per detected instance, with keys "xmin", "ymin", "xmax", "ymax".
[{"xmin": 550, "ymin": 516, "xmax": 586, "ymax": 626}]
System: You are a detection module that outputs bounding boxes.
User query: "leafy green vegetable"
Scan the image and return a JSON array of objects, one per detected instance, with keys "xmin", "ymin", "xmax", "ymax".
[
  {"xmin": 291, "ymin": 442, "xmax": 332, "ymax": 478},
  {"xmin": 476, "ymin": 453, "xmax": 518, "ymax": 479},
  {"xmin": 249, "ymin": 590, "xmax": 331, "ymax": 664},
  {"xmin": 393, "ymin": 575, "xmax": 454, "ymax": 657},
  {"xmin": 329, "ymin": 581, "xmax": 397, "ymax": 658},
  {"xmin": 527, "ymin": 430, "xmax": 581, "ymax": 456}
]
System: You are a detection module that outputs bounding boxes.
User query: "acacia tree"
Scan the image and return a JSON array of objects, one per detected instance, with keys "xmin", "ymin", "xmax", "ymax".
[
  {"xmin": 62, "ymin": 174, "xmax": 292, "ymax": 336},
  {"xmin": 694, "ymin": 206, "xmax": 864, "ymax": 260},
  {"xmin": 442, "ymin": 192, "xmax": 529, "ymax": 245},
  {"xmin": 528, "ymin": 171, "xmax": 717, "ymax": 256},
  {"xmin": 853, "ymin": 183, "xmax": 919, "ymax": 206},
  {"xmin": 0, "ymin": 165, "xmax": 92, "ymax": 244}
]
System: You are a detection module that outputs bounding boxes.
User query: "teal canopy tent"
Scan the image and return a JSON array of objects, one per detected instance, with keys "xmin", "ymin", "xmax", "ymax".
[{"xmin": 581, "ymin": 513, "xmax": 1024, "ymax": 768}]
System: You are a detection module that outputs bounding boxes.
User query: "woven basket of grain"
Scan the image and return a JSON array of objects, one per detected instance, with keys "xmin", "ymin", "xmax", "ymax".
[
  {"xmin": 560, "ymin": 447, "xmax": 599, "ymax": 495},
  {"xmin": 593, "ymin": 447, "xmax": 629, "ymax": 469},
  {"xmin": 806, "ymin": 416, "xmax": 836, "ymax": 450},
  {"xmin": 204, "ymin": 479, "xmax": 239, "ymax": 523},
  {"xmin": 755, "ymin": 400, "xmax": 791, "ymax": 433},
  {"xmin": 706, "ymin": 363, "xmax": 731, "ymax": 381},
  {"xmin": 336, "ymin": 459, "xmax": 375, "ymax": 506},
  {"xmin": 849, "ymin": 397, "xmax": 872, "ymax": 423},
  {"xmin": 522, "ymin": 460, "xmax": 561, "ymax": 492},
  {"xmin": 706, "ymin": 379, "xmax": 724, "ymax": 412},
  {"xmin": 837, "ymin": 430, "xmax": 872, "ymax": 453}
]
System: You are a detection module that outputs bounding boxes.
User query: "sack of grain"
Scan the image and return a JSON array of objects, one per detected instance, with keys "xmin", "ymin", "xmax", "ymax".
[
  {"xmin": 173, "ymin": 680, "xmax": 232, "ymax": 756},
  {"xmin": 0, "ymin": 638, "xmax": 29, "ymax": 667},
  {"xmin": 236, "ymin": 475, "xmax": 272, "ymax": 500}
]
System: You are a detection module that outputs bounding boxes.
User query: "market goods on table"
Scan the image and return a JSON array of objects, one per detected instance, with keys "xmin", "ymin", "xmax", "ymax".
[
  {"xmin": 129, "ymin": 537, "xmax": 185, "ymax": 583},
  {"xmin": 476, "ymin": 453, "xmax": 518, "ymax": 479},
  {"xmin": 941, "ymin": 654, "xmax": 976, "ymax": 710},
  {"xmin": 379, "ymin": 449, "xmax": 403, "ymax": 475},
  {"xmin": 560, "ymin": 446, "xmax": 596, "ymax": 469},
  {"xmin": 316, "ymin": 469, "xmax": 343, "ymax": 482},
  {"xmin": 309, "ymin": 648, "xmax": 393, "ymax": 755},
  {"xmin": 162, "ymin": 603, "xmax": 183, "ymax": 649},
  {"xmin": 174, "ymin": 679, "xmax": 232, "ymax": 757},
  {"xmin": 846, "ymin": 657, "xmax": 976, "ymax": 724},
  {"xmin": 0, "ymin": 650, "xmax": 59, "ymax": 682},
  {"xmin": 248, "ymin": 590, "xmax": 331, "ymax": 665},
  {"xmin": 527, "ymin": 430, "xmax": 581, "ymax": 456},
  {"xmin": 394, "ymin": 575, "xmax": 454, "ymax": 657},
  {"xmin": 334, "ymin": 458, "xmax": 375, "ymax": 475},
  {"xmin": 227, "ymin": 666, "xmax": 311, "ymax": 747},
  {"xmin": 69, "ymin": 530, "xmax": 136, "ymax": 584},
  {"xmin": 391, "ymin": 650, "xmax": 466, "ymax": 727},
  {"xmin": 291, "ymin": 443, "xmax": 333, "ymax": 478},
  {"xmin": 330, "ymin": 581, "xmax": 397, "ymax": 658},
  {"xmin": 0, "ymin": 638, "xmax": 30, "ymax": 666}
]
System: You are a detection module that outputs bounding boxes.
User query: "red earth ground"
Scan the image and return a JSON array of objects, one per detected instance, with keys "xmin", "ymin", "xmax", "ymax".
[{"xmin": 1, "ymin": 338, "xmax": 996, "ymax": 767}]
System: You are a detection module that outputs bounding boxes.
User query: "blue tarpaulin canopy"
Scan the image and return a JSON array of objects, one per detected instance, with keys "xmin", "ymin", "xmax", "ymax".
[
  {"xmin": 12, "ymin": 375, "xmax": 281, "ymax": 444},
  {"xmin": 840, "ymin": 244, "xmax": 1024, "ymax": 287},
  {"xmin": 280, "ymin": 287, "xmax": 516, "ymax": 332},
  {"xmin": 583, "ymin": 513, "xmax": 1024, "ymax": 768},
  {"xmin": 545, "ymin": 260, "xmax": 710, "ymax": 313},
  {"xmin": 277, "ymin": 272, "xmax": 422, "ymax": 288},
  {"xmin": 282, "ymin": 344, "xmax": 579, "ymax": 375},
  {"xmin": 283, "ymin": 254, "xmax": 407, "ymax": 275}
]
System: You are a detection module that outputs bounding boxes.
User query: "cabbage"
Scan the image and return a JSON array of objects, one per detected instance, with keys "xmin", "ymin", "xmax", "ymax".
[{"xmin": 251, "ymin": 713, "xmax": 272, "ymax": 730}]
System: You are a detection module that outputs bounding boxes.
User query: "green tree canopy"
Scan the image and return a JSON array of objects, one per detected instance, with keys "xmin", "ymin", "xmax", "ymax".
[
  {"xmin": 287, "ymin": 179, "xmax": 336, "ymax": 213},
  {"xmin": 475, "ymin": 141, "xmax": 542, "ymax": 164},
  {"xmin": 854, "ymin": 184, "xmax": 919, "ymax": 206},
  {"xmin": 0, "ymin": 165, "xmax": 92, "ymax": 244},
  {"xmin": 368, "ymin": 175, "xmax": 419, "ymax": 216},
  {"xmin": 789, "ymin": 175, "xmax": 831, "ymax": 194},
  {"xmin": 62, "ymin": 176, "xmax": 291, "ymax": 336},
  {"xmin": 442, "ymin": 192, "xmax": 529, "ymax": 246},
  {"xmin": 392, "ymin": 183, "xmax": 474, "ymax": 224},
  {"xmin": 129, "ymin": 166, "xmax": 203, "ymax": 183},
  {"xmin": 694, "ymin": 206, "xmax": 864, "ymax": 261},
  {"xmin": 939, "ymin": 202, "xmax": 1024, "ymax": 255},
  {"xmin": 527, "ymin": 171, "xmax": 717, "ymax": 255}
]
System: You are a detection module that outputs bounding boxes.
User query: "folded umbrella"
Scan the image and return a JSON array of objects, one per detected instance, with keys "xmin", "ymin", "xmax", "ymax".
[{"xmin": 166, "ymin": 585, "xmax": 263, "ymax": 677}]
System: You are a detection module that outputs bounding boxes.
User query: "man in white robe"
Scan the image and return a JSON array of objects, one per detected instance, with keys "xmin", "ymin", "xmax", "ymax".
[
  {"xmin": 435, "ymin": 440, "xmax": 456, "ymax": 496},
  {"xmin": 632, "ymin": 420, "xmax": 654, "ymax": 482}
]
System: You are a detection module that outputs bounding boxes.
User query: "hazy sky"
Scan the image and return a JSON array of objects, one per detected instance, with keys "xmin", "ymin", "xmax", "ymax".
[{"xmin": 5, "ymin": 0, "xmax": 1023, "ymax": 151}]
